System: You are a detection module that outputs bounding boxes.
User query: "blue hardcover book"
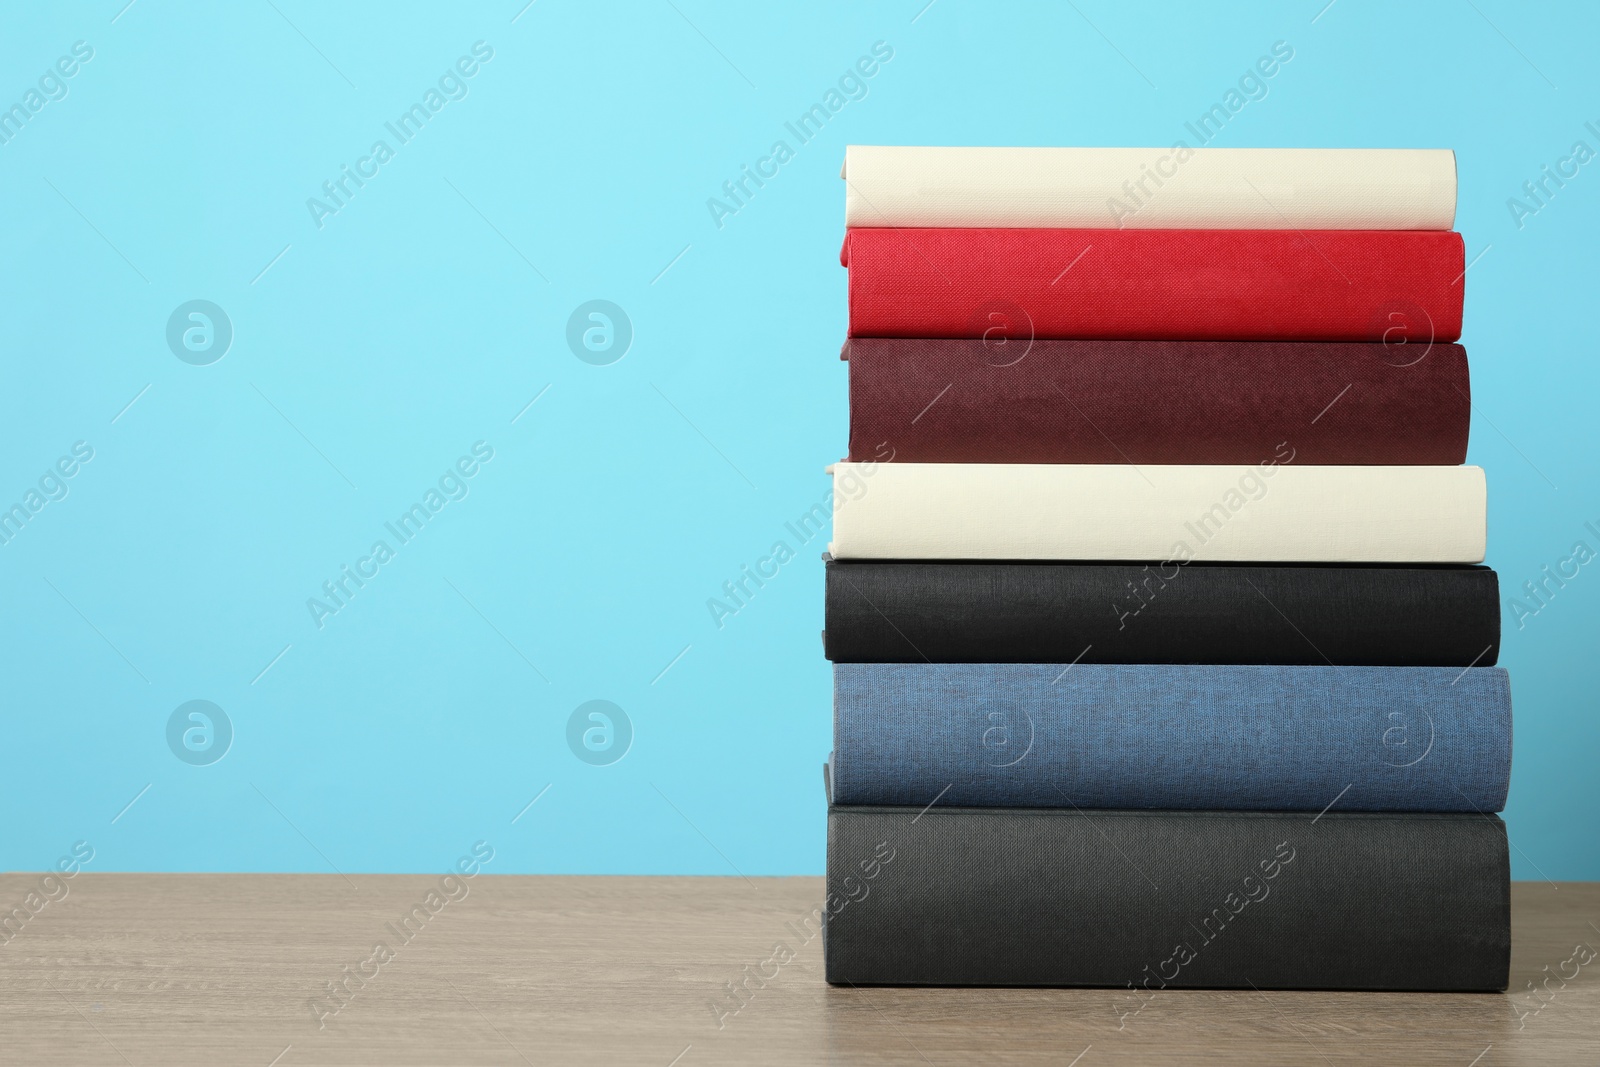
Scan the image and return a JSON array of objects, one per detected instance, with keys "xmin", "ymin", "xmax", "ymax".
[{"xmin": 831, "ymin": 664, "xmax": 1511, "ymax": 812}]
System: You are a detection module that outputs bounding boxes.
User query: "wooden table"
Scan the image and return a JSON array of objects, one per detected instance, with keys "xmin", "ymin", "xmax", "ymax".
[{"xmin": 1, "ymin": 875, "xmax": 1594, "ymax": 1065}]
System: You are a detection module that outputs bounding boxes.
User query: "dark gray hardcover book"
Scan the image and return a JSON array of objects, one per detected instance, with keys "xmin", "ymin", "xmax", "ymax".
[
  {"xmin": 823, "ymin": 560, "xmax": 1501, "ymax": 666},
  {"xmin": 825, "ymin": 806, "xmax": 1509, "ymax": 991}
]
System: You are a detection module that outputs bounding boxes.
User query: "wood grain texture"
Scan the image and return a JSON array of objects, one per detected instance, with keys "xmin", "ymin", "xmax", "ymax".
[{"xmin": 0, "ymin": 875, "xmax": 1594, "ymax": 1065}]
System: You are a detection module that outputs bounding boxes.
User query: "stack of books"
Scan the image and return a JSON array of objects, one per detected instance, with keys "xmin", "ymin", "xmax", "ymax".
[{"xmin": 822, "ymin": 146, "xmax": 1511, "ymax": 992}]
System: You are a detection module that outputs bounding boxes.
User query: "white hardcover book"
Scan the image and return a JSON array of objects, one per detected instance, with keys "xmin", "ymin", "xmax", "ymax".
[
  {"xmin": 828, "ymin": 462, "xmax": 1486, "ymax": 563},
  {"xmin": 841, "ymin": 146, "xmax": 1457, "ymax": 230}
]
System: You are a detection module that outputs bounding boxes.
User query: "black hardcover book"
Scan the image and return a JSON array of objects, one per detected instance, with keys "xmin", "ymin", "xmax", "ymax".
[
  {"xmin": 823, "ymin": 559, "xmax": 1501, "ymax": 665},
  {"xmin": 825, "ymin": 806, "xmax": 1510, "ymax": 991}
]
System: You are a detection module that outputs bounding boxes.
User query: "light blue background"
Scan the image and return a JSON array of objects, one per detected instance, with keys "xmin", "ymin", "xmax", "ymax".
[{"xmin": 2, "ymin": 0, "xmax": 1596, "ymax": 879}]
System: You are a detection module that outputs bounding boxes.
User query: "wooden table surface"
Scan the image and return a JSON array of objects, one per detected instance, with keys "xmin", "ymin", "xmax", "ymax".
[{"xmin": 0, "ymin": 875, "xmax": 1594, "ymax": 1065}]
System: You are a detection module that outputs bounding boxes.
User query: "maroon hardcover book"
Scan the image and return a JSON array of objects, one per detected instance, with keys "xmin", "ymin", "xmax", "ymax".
[{"xmin": 844, "ymin": 338, "xmax": 1470, "ymax": 465}]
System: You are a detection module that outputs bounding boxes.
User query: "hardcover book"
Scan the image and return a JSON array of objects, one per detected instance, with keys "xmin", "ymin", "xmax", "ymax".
[
  {"xmin": 843, "ymin": 227, "xmax": 1465, "ymax": 342},
  {"xmin": 842, "ymin": 145, "xmax": 1457, "ymax": 230},
  {"xmin": 826, "ymin": 806, "xmax": 1510, "ymax": 991},
  {"xmin": 843, "ymin": 338, "xmax": 1470, "ymax": 466},
  {"xmin": 830, "ymin": 663, "xmax": 1512, "ymax": 811},
  {"xmin": 823, "ymin": 560, "xmax": 1500, "ymax": 665},
  {"xmin": 828, "ymin": 462, "xmax": 1487, "ymax": 563}
]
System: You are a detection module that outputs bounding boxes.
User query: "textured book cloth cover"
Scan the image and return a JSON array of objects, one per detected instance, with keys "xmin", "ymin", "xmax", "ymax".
[
  {"xmin": 843, "ymin": 338, "xmax": 1470, "ymax": 465},
  {"xmin": 829, "ymin": 663, "xmax": 1511, "ymax": 812},
  {"xmin": 841, "ymin": 227, "xmax": 1465, "ymax": 342},
  {"xmin": 825, "ymin": 807, "xmax": 1510, "ymax": 990},
  {"xmin": 828, "ymin": 462, "xmax": 1486, "ymax": 563},
  {"xmin": 842, "ymin": 146, "xmax": 1457, "ymax": 229},
  {"xmin": 823, "ymin": 560, "xmax": 1501, "ymax": 666}
]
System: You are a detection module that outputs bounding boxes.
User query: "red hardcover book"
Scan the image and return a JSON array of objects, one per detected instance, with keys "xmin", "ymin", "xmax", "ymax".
[
  {"xmin": 844, "ymin": 338, "xmax": 1470, "ymax": 465},
  {"xmin": 842, "ymin": 228, "xmax": 1465, "ymax": 342}
]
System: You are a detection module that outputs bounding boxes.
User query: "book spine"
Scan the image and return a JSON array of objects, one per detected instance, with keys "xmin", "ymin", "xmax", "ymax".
[
  {"xmin": 823, "ymin": 561, "xmax": 1500, "ymax": 665},
  {"xmin": 844, "ymin": 227, "xmax": 1465, "ymax": 342},
  {"xmin": 830, "ymin": 663, "xmax": 1511, "ymax": 812},
  {"xmin": 825, "ymin": 807, "xmax": 1510, "ymax": 991},
  {"xmin": 843, "ymin": 338, "xmax": 1471, "ymax": 466},
  {"xmin": 842, "ymin": 146, "xmax": 1457, "ymax": 230},
  {"xmin": 827, "ymin": 462, "xmax": 1486, "ymax": 564}
]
